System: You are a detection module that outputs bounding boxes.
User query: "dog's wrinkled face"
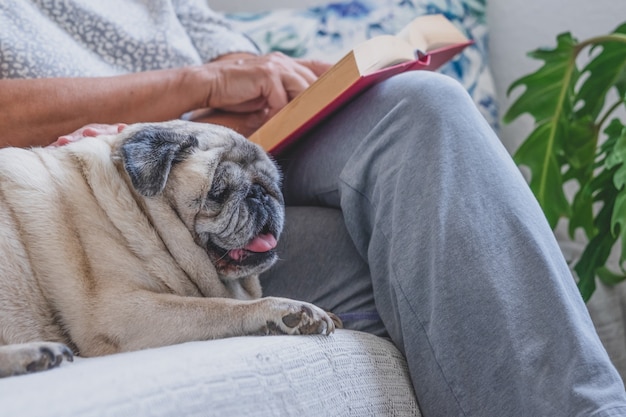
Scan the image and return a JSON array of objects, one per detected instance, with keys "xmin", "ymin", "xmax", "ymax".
[{"xmin": 116, "ymin": 120, "xmax": 284, "ymax": 279}]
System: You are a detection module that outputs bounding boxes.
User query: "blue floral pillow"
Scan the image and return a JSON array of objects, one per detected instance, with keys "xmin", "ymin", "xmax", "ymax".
[{"xmin": 224, "ymin": 0, "xmax": 498, "ymax": 129}]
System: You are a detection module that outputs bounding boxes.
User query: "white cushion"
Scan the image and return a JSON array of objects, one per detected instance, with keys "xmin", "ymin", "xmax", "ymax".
[{"xmin": 0, "ymin": 329, "xmax": 420, "ymax": 417}]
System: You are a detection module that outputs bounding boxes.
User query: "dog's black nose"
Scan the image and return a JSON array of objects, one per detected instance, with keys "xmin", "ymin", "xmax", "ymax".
[{"xmin": 247, "ymin": 184, "xmax": 269, "ymax": 204}]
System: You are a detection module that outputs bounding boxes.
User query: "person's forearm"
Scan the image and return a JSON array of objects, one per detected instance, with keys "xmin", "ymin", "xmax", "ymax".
[
  {"xmin": 0, "ymin": 52, "xmax": 328, "ymax": 148},
  {"xmin": 0, "ymin": 67, "xmax": 206, "ymax": 148}
]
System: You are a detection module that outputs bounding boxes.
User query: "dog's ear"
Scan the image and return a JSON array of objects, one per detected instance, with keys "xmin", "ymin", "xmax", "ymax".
[{"xmin": 121, "ymin": 126, "xmax": 198, "ymax": 197}]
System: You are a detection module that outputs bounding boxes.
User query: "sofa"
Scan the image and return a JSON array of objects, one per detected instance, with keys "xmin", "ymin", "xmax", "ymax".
[{"xmin": 3, "ymin": 1, "xmax": 626, "ymax": 416}]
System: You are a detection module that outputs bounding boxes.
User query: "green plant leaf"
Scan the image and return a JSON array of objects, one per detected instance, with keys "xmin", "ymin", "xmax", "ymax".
[
  {"xmin": 561, "ymin": 117, "xmax": 597, "ymax": 237},
  {"xmin": 512, "ymin": 121, "xmax": 570, "ymax": 227},
  {"xmin": 597, "ymin": 266, "xmax": 626, "ymax": 286},
  {"xmin": 606, "ymin": 121, "xmax": 626, "ymax": 262},
  {"xmin": 575, "ymin": 198, "xmax": 618, "ymax": 301},
  {"xmin": 505, "ymin": 33, "xmax": 579, "ymax": 228},
  {"xmin": 504, "ymin": 33, "xmax": 578, "ymax": 124},
  {"xmin": 566, "ymin": 103, "xmax": 626, "ymax": 243},
  {"xmin": 606, "ymin": 123, "xmax": 626, "ymax": 189},
  {"xmin": 615, "ymin": 65, "xmax": 626, "ymax": 99},
  {"xmin": 563, "ymin": 116, "xmax": 596, "ymax": 169},
  {"xmin": 569, "ymin": 179, "xmax": 595, "ymax": 238},
  {"xmin": 575, "ymin": 23, "xmax": 626, "ymax": 120},
  {"xmin": 571, "ymin": 122, "xmax": 623, "ymax": 300}
]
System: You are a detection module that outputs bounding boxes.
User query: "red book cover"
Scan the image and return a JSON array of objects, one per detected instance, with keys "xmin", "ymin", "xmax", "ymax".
[{"xmin": 268, "ymin": 40, "xmax": 473, "ymax": 155}]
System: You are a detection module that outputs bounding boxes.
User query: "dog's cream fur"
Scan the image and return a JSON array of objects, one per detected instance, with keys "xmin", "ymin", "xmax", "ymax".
[{"xmin": 0, "ymin": 120, "xmax": 337, "ymax": 378}]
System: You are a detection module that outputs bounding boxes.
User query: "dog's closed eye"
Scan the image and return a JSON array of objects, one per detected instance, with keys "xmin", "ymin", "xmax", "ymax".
[{"xmin": 208, "ymin": 182, "xmax": 229, "ymax": 204}]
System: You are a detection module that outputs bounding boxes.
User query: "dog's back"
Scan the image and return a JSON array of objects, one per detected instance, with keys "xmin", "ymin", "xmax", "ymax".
[
  {"xmin": 0, "ymin": 142, "xmax": 112, "ymax": 346},
  {"xmin": 0, "ymin": 137, "xmax": 203, "ymax": 348}
]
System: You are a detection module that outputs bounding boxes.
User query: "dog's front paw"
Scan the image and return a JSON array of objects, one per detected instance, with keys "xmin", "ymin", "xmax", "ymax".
[
  {"xmin": 0, "ymin": 342, "xmax": 74, "ymax": 378},
  {"xmin": 260, "ymin": 298, "xmax": 338, "ymax": 336}
]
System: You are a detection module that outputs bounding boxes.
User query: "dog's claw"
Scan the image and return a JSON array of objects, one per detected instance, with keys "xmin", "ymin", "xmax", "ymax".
[{"xmin": 327, "ymin": 312, "xmax": 343, "ymax": 332}]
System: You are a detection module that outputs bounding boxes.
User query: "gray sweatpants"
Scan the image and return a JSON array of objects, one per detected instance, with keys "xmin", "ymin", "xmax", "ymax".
[{"xmin": 260, "ymin": 71, "xmax": 626, "ymax": 416}]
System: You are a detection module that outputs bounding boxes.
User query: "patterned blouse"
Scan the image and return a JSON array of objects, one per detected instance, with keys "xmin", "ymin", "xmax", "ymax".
[{"xmin": 0, "ymin": 0, "xmax": 259, "ymax": 79}]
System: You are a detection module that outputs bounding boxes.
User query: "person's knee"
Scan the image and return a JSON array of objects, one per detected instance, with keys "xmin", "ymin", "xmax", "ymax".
[
  {"xmin": 378, "ymin": 71, "xmax": 475, "ymax": 117},
  {"xmin": 355, "ymin": 71, "xmax": 490, "ymax": 165}
]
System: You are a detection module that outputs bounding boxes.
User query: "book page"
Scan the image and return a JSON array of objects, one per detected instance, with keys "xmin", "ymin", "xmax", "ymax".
[
  {"xmin": 352, "ymin": 35, "xmax": 415, "ymax": 74},
  {"xmin": 397, "ymin": 14, "xmax": 468, "ymax": 52}
]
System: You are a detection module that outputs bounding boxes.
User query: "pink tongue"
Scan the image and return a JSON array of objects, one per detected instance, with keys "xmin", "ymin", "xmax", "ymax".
[
  {"xmin": 243, "ymin": 233, "xmax": 277, "ymax": 253},
  {"xmin": 227, "ymin": 234, "xmax": 277, "ymax": 261}
]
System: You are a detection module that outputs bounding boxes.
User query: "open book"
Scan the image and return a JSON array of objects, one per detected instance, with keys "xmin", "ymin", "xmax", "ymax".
[{"xmin": 248, "ymin": 14, "xmax": 473, "ymax": 155}]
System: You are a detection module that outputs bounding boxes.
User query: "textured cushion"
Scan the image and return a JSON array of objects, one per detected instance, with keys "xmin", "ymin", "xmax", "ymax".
[
  {"xmin": 0, "ymin": 329, "xmax": 420, "ymax": 417},
  {"xmin": 224, "ymin": 0, "xmax": 499, "ymax": 129}
]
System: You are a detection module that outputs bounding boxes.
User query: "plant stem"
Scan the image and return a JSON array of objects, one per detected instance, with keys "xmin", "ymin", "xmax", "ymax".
[{"xmin": 575, "ymin": 33, "xmax": 626, "ymax": 53}]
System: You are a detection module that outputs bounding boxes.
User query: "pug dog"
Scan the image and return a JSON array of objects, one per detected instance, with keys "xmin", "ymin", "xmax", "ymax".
[{"xmin": 0, "ymin": 120, "xmax": 339, "ymax": 378}]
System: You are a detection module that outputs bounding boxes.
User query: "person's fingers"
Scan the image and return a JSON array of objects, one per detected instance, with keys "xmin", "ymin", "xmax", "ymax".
[
  {"xmin": 49, "ymin": 123, "xmax": 127, "ymax": 148},
  {"xmin": 263, "ymin": 66, "xmax": 320, "ymax": 115},
  {"xmin": 266, "ymin": 52, "xmax": 318, "ymax": 85},
  {"xmin": 82, "ymin": 127, "xmax": 101, "ymax": 137},
  {"xmin": 266, "ymin": 52, "xmax": 324, "ymax": 92},
  {"xmin": 261, "ymin": 70, "xmax": 290, "ymax": 115},
  {"xmin": 205, "ymin": 53, "xmax": 323, "ymax": 115},
  {"xmin": 48, "ymin": 137, "xmax": 71, "ymax": 147},
  {"xmin": 210, "ymin": 61, "xmax": 308, "ymax": 113},
  {"xmin": 82, "ymin": 123, "xmax": 127, "ymax": 137},
  {"xmin": 295, "ymin": 58, "xmax": 333, "ymax": 77},
  {"xmin": 251, "ymin": 55, "xmax": 315, "ymax": 111}
]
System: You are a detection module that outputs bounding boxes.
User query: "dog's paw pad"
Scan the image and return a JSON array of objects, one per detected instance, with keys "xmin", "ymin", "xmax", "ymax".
[
  {"xmin": 0, "ymin": 342, "xmax": 73, "ymax": 377},
  {"xmin": 280, "ymin": 303, "xmax": 337, "ymax": 336},
  {"xmin": 258, "ymin": 298, "xmax": 339, "ymax": 337},
  {"xmin": 25, "ymin": 343, "xmax": 73, "ymax": 373},
  {"xmin": 282, "ymin": 305, "xmax": 312, "ymax": 328}
]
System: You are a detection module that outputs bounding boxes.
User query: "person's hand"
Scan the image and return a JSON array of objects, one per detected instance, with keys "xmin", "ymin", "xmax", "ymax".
[
  {"xmin": 200, "ymin": 53, "xmax": 332, "ymax": 120},
  {"xmin": 48, "ymin": 123, "xmax": 127, "ymax": 147}
]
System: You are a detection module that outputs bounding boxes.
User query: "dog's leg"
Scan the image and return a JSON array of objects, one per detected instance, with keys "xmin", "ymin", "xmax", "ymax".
[
  {"xmin": 79, "ymin": 292, "xmax": 339, "ymax": 356},
  {"xmin": 0, "ymin": 342, "xmax": 74, "ymax": 378}
]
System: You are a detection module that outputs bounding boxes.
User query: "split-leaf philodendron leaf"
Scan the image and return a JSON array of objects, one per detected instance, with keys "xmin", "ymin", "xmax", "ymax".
[{"xmin": 505, "ymin": 23, "xmax": 626, "ymax": 301}]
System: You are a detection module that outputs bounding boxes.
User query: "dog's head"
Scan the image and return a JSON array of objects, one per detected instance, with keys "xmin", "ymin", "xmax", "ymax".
[{"xmin": 114, "ymin": 120, "xmax": 284, "ymax": 279}]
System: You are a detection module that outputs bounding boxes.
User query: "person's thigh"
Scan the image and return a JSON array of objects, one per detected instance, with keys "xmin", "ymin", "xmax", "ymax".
[{"xmin": 260, "ymin": 206, "xmax": 385, "ymax": 335}]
